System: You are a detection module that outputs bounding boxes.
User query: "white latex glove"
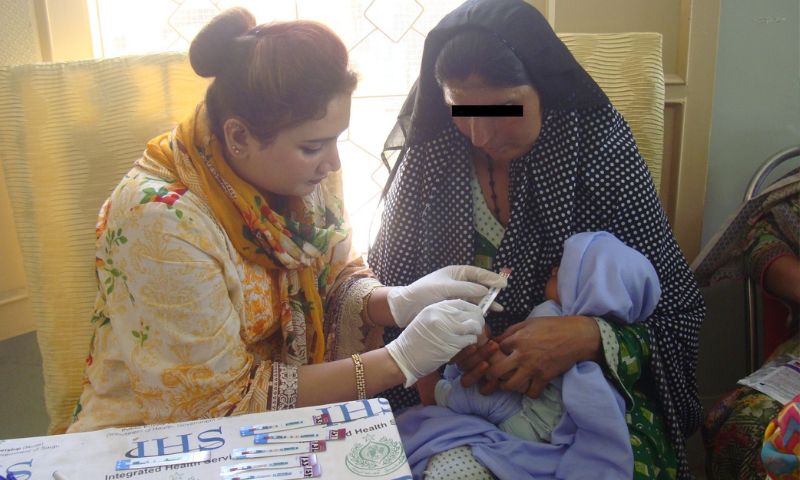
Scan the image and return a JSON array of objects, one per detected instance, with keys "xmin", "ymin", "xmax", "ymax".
[
  {"xmin": 387, "ymin": 265, "xmax": 508, "ymax": 328},
  {"xmin": 385, "ymin": 299, "xmax": 485, "ymax": 388}
]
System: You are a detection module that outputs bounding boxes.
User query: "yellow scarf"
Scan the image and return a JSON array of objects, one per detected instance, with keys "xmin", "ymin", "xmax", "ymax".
[{"xmin": 137, "ymin": 103, "xmax": 350, "ymax": 364}]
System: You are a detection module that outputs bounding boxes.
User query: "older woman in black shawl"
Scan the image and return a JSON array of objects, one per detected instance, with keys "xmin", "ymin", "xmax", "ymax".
[{"xmin": 369, "ymin": 0, "xmax": 705, "ymax": 478}]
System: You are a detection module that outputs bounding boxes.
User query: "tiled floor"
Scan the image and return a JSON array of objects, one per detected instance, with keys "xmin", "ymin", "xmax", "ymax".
[
  {"xmin": 686, "ymin": 429, "xmax": 708, "ymax": 480},
  {"xmin": 691, "ymin": 468, "xmax": 708, "ymax": 479},
  {"xmin": 0, "ymin": 331, "xmax": 49, "ymax": 439}
]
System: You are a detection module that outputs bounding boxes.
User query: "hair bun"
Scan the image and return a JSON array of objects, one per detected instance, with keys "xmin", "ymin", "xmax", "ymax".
[{"xmin": 190, "ymin": 7, "xmax": 256, "ymax": 78}]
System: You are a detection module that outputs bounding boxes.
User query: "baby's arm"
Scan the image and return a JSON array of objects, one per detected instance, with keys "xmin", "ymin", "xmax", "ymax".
[
  {"xmin": 440, "ymin": 361, "xmax": 523, "ymax": 424},
  {"xmin": 416, "ymin": 372, "xmax": 441, "ymax": 406},
  {"xmin": 417, "ymin": 324, "xmax": 491, "ymax": 406}
]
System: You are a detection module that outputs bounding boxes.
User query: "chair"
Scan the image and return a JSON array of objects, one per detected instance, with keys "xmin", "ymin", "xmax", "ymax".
[
  {"xmin": 743, "ymin": 145, "xmax": 800, "ymax": 373},
  {"xmin": 0, "ymin": 53, "xmax": 209, "ymax": 434},
  {"xmin": 558, "ymin": 33, "xmax": 664, "ymax": 191}
]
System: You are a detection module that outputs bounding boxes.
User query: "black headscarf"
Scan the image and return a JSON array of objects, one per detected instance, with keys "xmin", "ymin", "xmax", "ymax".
[
  {"xmin": 369, "ymin": 1, "xmax": 705, "ymax": 478},
  {"xmin": 380, "ymin": 0, "xmax": 607, "ymax": 174}
]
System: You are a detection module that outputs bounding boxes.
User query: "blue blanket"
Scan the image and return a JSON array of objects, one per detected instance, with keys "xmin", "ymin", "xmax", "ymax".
[
  {"xmin": 396, "ymin": 232, "xmax": 662, "ymax": 479},
  {"xmin": 396, "ymin": 362, "xmax": 632, "ymax": 479}
]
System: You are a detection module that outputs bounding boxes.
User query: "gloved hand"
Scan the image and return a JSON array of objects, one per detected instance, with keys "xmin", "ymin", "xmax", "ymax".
[
  {"xmin": 387, "ymin": 265, "xmax": 507, "ymax": 328},
  {"xmin": 385, "ymin": 299, "xmax": 485, "ymax": 388}
]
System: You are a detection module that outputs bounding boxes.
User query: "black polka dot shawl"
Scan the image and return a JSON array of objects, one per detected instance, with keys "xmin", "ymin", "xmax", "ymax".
[{"xmin": 368, "ymin": 1, "xmax": 706, "ymax": 478}]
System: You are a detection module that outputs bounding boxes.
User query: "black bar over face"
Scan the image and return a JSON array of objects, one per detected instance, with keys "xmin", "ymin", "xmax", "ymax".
[{"xmin": 451, "ymin": 105, "xmax": 523, "ymax": 117}]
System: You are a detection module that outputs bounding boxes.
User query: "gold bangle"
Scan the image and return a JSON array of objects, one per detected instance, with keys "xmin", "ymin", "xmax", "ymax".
[
  {"xmin": 360, "ymin": 285, "xmax": 381, "ymax": 328},
  {"xmin": 351, "ymin": 353, "xmax": 366, "ymax": 400}
]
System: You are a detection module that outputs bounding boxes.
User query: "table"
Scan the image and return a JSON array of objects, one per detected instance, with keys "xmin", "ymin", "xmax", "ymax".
[{"xmin": 0, "ymin": 399, "xmax": 412, "ymax": 480}]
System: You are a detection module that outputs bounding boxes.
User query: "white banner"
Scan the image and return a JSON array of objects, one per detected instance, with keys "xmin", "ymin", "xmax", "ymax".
[{"xmin": 0, "ymin": 399, "xmax": 412, "ymax": 480}]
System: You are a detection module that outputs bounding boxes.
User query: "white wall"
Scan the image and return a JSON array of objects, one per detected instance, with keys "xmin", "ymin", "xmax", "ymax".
[{"xmin": 698, "ymin": 0, "xmax": 800, "ymax": 404}]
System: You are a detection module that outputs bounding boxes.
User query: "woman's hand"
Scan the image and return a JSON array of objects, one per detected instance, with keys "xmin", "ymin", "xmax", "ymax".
[
  {"xmin": 449, "ymin": 323, "xmax": 501, "ymax": 389},
  {"xmin": 454, "ymin": 343, "xmax": 508, "ymax": 395},
  {"xmin": 486, "ymin": 315, "xmax": 603, "ymax": 398},
  {"xmin": 386, "ymin": 266, "xmax": 507, "ymax": 328},
  {"xmin": 385, "ymin": 299, "xmax": 485, "ymax": 387}
]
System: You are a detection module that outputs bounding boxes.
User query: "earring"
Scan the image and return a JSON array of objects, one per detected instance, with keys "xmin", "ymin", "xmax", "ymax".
[{"xmin": 230, "ymin": 124, "xmax": 244, "ymax": 155}]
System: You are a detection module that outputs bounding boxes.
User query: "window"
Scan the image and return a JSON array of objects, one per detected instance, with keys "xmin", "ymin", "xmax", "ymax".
[{"xmin": 88, "ymin": 0, "xmax": 467, "ymax": 254}]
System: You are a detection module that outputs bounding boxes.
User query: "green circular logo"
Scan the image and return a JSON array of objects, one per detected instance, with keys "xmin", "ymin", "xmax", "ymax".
[{"xmin": 345, "ymin": 434, "xmax": 406, "ymax": 477}]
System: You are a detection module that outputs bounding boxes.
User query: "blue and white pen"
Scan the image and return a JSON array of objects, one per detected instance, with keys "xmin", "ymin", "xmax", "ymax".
[
  {"xmin": 220, "ymin": 454, "xmax": 317, "ymax": 475},
  {"xmin": 116, "ymin": 451, "xmax": 211, "ymax": 470},
  {"xmin": 232, "ymin": 441, "xmax": 326, "ymax": 459},
  {"xmin": 254, "ymin": 433, "xmax": 318, "ymax": 444},
  {"xmin": 226, "ymin": 464, "xmax": 321, "ymax": 480},
  {"xmin": 240, "ymin": 414, "xmax": 331, "ymax": 436},
  {"xmin": 254, "ymin": 428, "xmax": 345, "ymax": 444}
]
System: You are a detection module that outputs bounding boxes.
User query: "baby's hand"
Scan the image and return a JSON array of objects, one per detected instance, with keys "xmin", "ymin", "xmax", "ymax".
[
  {"xmin": 477, "ymin": 349, "xmax": 510, "ymax": 395},
  {"xmin": 451, "ymin": 323, "xmax": 504, "ymax": 390},
  {"xmin": 455, "ymin": 341, "xmax": 511, "ymax": 393},
  {"xmin": 448, "ymin": 323, "xmax": 491, "ymax": 366},
  {"xmin": 475, "ymin": 323, "xmax": 491, "ymax": 349}
]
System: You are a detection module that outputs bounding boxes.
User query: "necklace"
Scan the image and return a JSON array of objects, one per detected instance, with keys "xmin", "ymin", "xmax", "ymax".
[{"xmin": 486, "ymin": 154, "xmax": 501, "ymax": 222}]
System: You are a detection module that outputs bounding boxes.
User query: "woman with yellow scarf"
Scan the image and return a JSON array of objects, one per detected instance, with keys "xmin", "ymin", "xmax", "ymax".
[{"xmin": 66, "ymin": 7, "xmax": 506, "ymax": 433}]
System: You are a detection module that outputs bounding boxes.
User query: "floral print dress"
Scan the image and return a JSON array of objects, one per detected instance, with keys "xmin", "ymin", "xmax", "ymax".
[
  {"xmin": 67, "ymin": 166, "xmax": 377, "ymax": 432},
  {"xmin": 702, "ymin": 191, "xmax": 800, "ymax": 480}
]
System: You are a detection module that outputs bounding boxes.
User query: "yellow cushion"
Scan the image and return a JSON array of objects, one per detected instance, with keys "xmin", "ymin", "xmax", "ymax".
[
  {"xmin": 0, "ymin": 53, "xmax": 208, "ymax": 433},
  {"xmin": 560, "ymin": 32, "xmax": 664, "ymax": 190}
]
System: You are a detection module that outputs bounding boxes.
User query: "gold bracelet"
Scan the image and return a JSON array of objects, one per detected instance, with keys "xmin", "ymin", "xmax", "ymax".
[
  {"xmin": 360, "ymin": 285, "xmax": 381, "ymax": 328},
  {"xmin": 351, "ymin": 353, "xmax": 367, "ymax": 400}
]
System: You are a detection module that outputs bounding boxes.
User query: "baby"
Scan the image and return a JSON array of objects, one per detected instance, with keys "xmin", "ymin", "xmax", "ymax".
[{"xmin": 419, "ymin": 230, "xmax": 662, "ymax": 444}]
